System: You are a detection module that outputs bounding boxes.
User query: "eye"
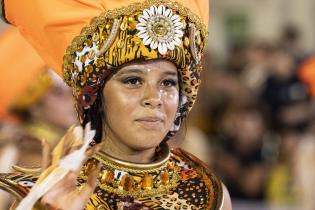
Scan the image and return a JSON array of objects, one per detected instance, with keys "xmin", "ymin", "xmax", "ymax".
[
  {"xmin": 122, "ymin": 76, "xmax": 143, "ymax": 87},
  {"xmin": 161, "ymin": 79, "xmax": 178, "ymax": 87}
]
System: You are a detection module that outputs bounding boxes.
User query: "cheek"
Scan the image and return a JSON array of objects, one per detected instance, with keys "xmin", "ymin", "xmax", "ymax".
[
  {"xmin": 104, "ymin": 90, "xmax": 140, "ymax": 124},
  {"xmin": 162, "ymin": 90, "xmax": 179, "ymax": 117}
]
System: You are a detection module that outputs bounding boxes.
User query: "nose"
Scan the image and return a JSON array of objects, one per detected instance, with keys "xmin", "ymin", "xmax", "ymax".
[{"xmin": 141, "ymin": 85, "xmax": 162, "ymax": 109}]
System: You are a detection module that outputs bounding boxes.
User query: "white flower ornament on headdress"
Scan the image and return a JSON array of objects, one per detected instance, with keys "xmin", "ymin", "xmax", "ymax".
[{"xmin": 136, "ymin": 5, "xmax": 184, "ymax": 55}]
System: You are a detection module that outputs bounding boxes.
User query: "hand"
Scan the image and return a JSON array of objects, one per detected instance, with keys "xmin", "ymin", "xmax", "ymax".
[
  {"xmin": 40, "ymin": 164, "xmax": 99, "ymax": 210},
  {"xmin": 39, "ymin": 143, "xmax": 102, "ymax": 210}
]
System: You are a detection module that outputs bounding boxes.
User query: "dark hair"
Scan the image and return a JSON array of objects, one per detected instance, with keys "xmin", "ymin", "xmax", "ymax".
[{"xmin": 83, "ymin": 88, "xmax": 105, "ymax": 143}]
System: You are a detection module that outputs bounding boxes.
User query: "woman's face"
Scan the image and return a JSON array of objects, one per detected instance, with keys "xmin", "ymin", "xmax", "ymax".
[{"xmin": 102, "ymin": 60, "xmax": 179, "ymax": 151}]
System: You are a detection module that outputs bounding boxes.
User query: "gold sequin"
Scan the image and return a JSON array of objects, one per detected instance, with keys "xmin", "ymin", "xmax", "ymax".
[
  {"xmin": 76, "ymin": 45, "xmax": 83, "ymax": 53},
  {"xmin": 105, "ymin": 23, "xmax": 111, "ymax": 30},
  {"xmin": 196, "ymin": 33, "xmax": 201, "ymax": 45},
  {"xmin": 85, "ymin": 39, "xmax": 92, "ymax": 47},
  {"xmin": 92, "ymin": 33, "xmax": 100, "ymax": 42},
  {"xmin": 128, "ymin": 16, "xmax": 135, "ymax": 22},
  {"xmin": 85, "ymin": 65, "xmax": 93, "ymax": 73},
  {"xmin": 184, "ymin": 37, "xmax": 190, "ymax": 47},
  {"xmin": 80, "ymin": 54, "xmax": 87, "ymax": 63},
  {"xmin": 88, "ymin": 51, "xmax": 95, "ymax": 60}
]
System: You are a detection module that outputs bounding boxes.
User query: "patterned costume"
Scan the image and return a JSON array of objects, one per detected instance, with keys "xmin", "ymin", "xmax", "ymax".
[
  {"xmin": 0, "ymin": 147, "xmax": 223, "ymax": 209},
  {"xmin": 0, "ymin": 0, "xmax": 225, "ymax": 209}
]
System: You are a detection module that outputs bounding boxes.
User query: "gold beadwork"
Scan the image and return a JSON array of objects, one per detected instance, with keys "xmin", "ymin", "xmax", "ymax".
[
  {"xmin": 100, "ymin": 169, "xmax": 115, "ymax": 184},
  {"xmin": 167, "ymin": 161, "xmax": 175, "ymax": 170},
  {"xmin": 160, "ymin": 170, "xmax": 169, "ymax": 185},
  {"xmin": 142, "ymin": 174, "xmax": 153, "ymax": 190},
  {"xmin": 196, "ymin": 32, "xmax": 201, "ymax": 45},
  {"xmin": 85, "ymin": 65, "xmax": 93, "ymax": 74},
  {"xmin": 76, "ymin": 45, "xmax": 83, "ymax": 53},
  {"xmin": 85, "ymin": 39, "xmax": 92, "ymax": 47},
  {"xmin": 79, "ymin": 144, "xmax": 179, "ymax": 198},
  {"xmin": 128, "ymin": 16, "xmax": 134, "ymax": 22},
  {"xmin": 88, "ymin": 51, "xmax": 95, "ymax": 60},
  {"xmin": 105, "ymin": 23, "xmax": 111, "ymax": 30},
  {"xmin": 80, "ymin": 54, "xmax": 87, "ymax": 63},
  {"xmin": 92, "ymin": 33, "xmax": 100, "ymax": 42},
  {"xmin": 184, "ymin": 37, "xmax": 190, "ymax": 47},
  {"xmin": 128, "ymin": 15, "xmax": 138, "ymax": 30},
  {"xmin": 121, "ymin": 174, "xmax": 135, "ymax": 191}
]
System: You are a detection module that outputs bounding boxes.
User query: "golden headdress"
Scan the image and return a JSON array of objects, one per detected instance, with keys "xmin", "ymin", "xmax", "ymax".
[{"xmin": 2, "ymin": 0, "xmax": 209, "ymax": 136}]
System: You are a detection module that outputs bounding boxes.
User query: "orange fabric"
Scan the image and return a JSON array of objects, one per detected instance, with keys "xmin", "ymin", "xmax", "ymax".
[
  {"xmin": 0, "ymin": 26, "xmax": 46, "ymax": 120},
  {"xmin": 299, "ymin": 56, "xmax": 315, "ymax": 99},
  {"xmin": 4, "ymin": 0, "xmax": 209, "ymax": 76}
]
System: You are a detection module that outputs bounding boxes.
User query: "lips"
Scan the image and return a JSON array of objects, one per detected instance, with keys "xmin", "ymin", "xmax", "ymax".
[{"xmin": 135, "ymin": 116, "xmax": 164, "ymax": 130}]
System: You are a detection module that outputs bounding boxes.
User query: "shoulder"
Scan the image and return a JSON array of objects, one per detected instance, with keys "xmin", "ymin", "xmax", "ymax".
[
  {"xmin": 0, "ymin": 172, "xmax": 37, "ymax": 201},
  {"xmin": 171, "ymin": 147, "xmax": 224, "ymax": 210}
]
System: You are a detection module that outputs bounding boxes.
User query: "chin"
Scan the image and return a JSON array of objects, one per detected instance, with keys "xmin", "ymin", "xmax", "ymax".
[{"xmin": 128, "ymin": 136, "xmax": 164, "ymax": 151}]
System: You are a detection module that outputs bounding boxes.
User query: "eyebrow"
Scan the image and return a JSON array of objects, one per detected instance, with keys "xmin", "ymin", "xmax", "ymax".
[
  {"xmin": 116, "ymin": 68, "xmax": 178, "ymax": 77},
  {"xmin": 116, "ymin": 69, "xmax": 144, "ymax": 76}
]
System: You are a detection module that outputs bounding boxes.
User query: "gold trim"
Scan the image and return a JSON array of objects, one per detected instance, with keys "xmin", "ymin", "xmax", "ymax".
[
  {"xmin": 98, "ymin": 172, "xmax": 179, "ymax": 198},
  {"xmin": 12, "ymin": 165, "xmax": 42, "ymax": 174},
  {"xmin": 80, "ymin": 171, "xmax": 179, "ymax": 198},
  {"xmin": 96, "ymin": 19, "xmax": 121, "ymax": 57},
  {"xmin": 81, "ymin": 144, "xmax": 179, "ymax": 198},
  {"xmin": 94, "ymin": 143, "xmax": 170, "ymax": 173},
  {"xmin": 63, "ymin": 0, "xmax": 208, "ymax": 86},
  {"xmin": 0, "ymin": 175, "xmax": 25, "ymax": 200}
]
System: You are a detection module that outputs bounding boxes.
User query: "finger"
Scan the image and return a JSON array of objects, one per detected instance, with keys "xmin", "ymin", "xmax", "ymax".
[
  {"xmin": 41, "ymin": 138, "xmax": 51, "ymax": 171},
  {"xmin": 79, "ymin": 163, "xmax": 100, "ymax": 198},
  {"xmin": 61, "ymin": 171, "xmax": 79, "ymax": 188},
  {"xmin": 73, "ymin": 143, "xmax": 104, "ymax": 175},
  {"xmin": 40, "ymin": 201, "xmax": 61, "ymax": 210},
  {"xmin": 85, "ymin": 142, "xmax": 104, "ymax": 157},
  {"xmin": 45, "ymin": 171, "xmax": 78, "ymax": 200}
]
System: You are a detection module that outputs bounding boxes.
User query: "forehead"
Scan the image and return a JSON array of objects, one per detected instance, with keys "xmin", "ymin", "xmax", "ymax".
[{"xmin": 119, "ymin": 59, "xmax": 178, "ymax": 73}]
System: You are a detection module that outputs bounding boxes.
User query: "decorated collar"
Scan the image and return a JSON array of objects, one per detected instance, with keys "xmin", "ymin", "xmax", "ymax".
[{"xmin": 80, "ymin": 144, "xmax": 180, "ymax": 198}]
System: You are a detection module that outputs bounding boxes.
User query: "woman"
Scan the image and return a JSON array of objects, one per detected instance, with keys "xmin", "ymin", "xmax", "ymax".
[{"xmin": 0, "ymin": 0, "xmax": 232, "ymax": 209}]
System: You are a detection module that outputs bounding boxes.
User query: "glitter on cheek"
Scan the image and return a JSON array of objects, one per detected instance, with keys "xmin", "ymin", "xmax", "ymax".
[{"xmin": 161, "ymin": 90, "xmax": 179, "ymax": 101}]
